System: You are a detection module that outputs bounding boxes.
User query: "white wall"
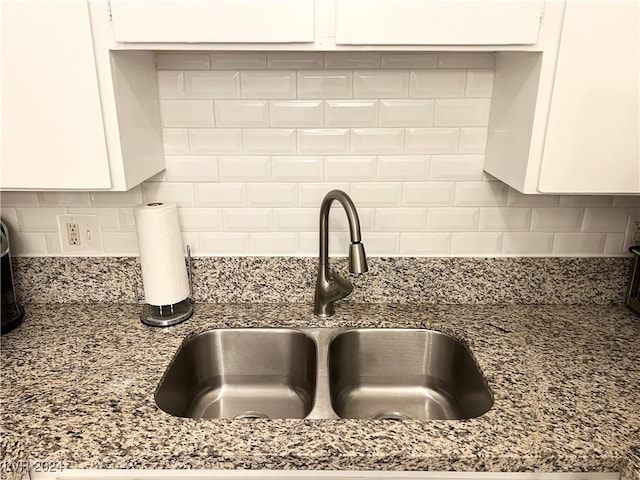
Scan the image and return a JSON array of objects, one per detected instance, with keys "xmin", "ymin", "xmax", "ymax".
[{"xmin": 0, "ymin": 52, "xmax": 638, "ymax": 257}]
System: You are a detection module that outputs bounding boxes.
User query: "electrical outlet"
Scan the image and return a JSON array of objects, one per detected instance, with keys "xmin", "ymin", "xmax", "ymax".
[{"xmin": 57, "ymin": 214, "xmax": 103, "ymax": 254}]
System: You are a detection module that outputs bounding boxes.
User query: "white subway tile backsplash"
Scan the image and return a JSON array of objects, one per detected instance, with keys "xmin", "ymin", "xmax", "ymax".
[
  {"xmin": 559, "ymin": 196, "xmax": 614, "ymax": 207},
  {"xmin": 11, "ymin": 232, "xmax": 49, "ymax": 256},
  {"xmin": 298, "ymin": 183, "xmax": 350, "ymax": 206},
  {"xmin": 410, "ymin": 70, "xmax": 466, "ymax": 98},
  {"xmin": 44, "ymin": 232, "xmax": 62, "ymax": 255},
  {"xmin": 91, "ymin": 187, "xmax": 143, "ymax": 207},
  {"xmin": 178, "ymin": 207, "xmax": 223, "ymax": 231},
  {"xmin": 39, "ymin": 192, "xmax": 91, "ymax": 207},
  {"xmin": 426, "ymin": 207, "xmax": 479, "ymax": 231},
  {"xmin": 165, "ymin": 155, "xmax": 217, "ymax": 182},
  {"xmin": 459, "ymin": 127, "xmax": 488, "ymax": 153},
  {"xmin": 17, "ymin": 208, "xmax": 66, "ymax": 231},
  {"xmin": 274, "ymin": 208, "xmax": 317, "ymax": 231},
  {"xmin": 0, "ymin": 192, "xmax": 39, "ymax": 207},
  {"xmin": 377, "ymin": 156, "xmax": 429, "ymax": 181},
  {"xmin": 118, "ymin": 208, "xmax": 136, "ymax": 232},
  {"xmin": 324, "ymin": 156, "xmax": 376, "ymax": 182},
  {"xmin": 379, "ymin": 99, "xmax": 434, "ymax": 127},
  {"xmin": 479, "ymin": 208, "xmax": 531, "ymax": 232},
  {"xmin": 300, "ymin": 231, "xmax": 350, "ymax": 256},
  {"xmin": 223, "ymin": 208, "xmax": 273, "ymax": 231},
  {"xmin": 243, "ymin": 129, "xmax": 296, "ymax": 155},
  {"xmin": 402, "ymin": 182, "xmax": 455, "ymax": 206},
  {"xmin": 218, "ymin": 156, "xmax": 270, "ymax": 182},
  {"xmin": 612, "ymin": 196, "xmax": 640, "ymax": 208},
  {"xmin": 405, "ymin": 128, "xmax": 459, "ymax": 154},
  {"xmin": 297, "ymin": 71, "xmax": 353, "ymax": 99},
  {"xmin": 451, "ymin": 232, "xmax": 502, "ymax": 255},
  {"xmin": 210, "ymin": 53, "xmax": 267, "ymax": 70},
  {"xmin": 434, "ymin": 99, "xmax": 491, "ymax": 127},
  {"xmin": 400, "ymin": 233, "xmax": 451, "ymax": 255},
  {"xmin": 437, "ymin": 53, "xmax": 495, "ymax": 69},
  {"xmin": 199, "ymin": 232, "xmax": 250, "ymax": 255},
  {"xmin": 267, "ymin": 53, "xmax": 323, "ymax": 69},
  {"xmin": 363, "ymin": 233, "xmax": 400, "ymax": 255},
  {"xmin": 381, "ymin": 53, "xmax": 438, "ymax": 69},
  {"xmin": 354, "ymin": 70, "xmax": 409, "ymax": 98},
  {"xmin": 465, "ymin": 70, "xmax": 494, "ymax": 98},
  {"xmin": 325, "ymin": 100, "xmax": 378, "ymax": 127},
  {"xmin": 272, "ymin": 156, "xmax": 323, "ymax": 182},
  {"xmin": 241, "ymin": 71, "xmax": 295, "ymax": 99},
  {"xmin": 553, "ymin": 233, "xmax": 607, "ymax": 255},
  {"xmin": 604, "ymin": 233, "xmax": 626, "ymax": 255},
  {"xmin": 156, "ymin": 54, "xmax": 210, "ymax": 70},
  {"xmin": 506, "ymin": 189, "xmax": 560, "ymax": 207},
  {"xmin": 161, "ymin": 100, "xmax": 213, "ymax": 127},
  {"xmin": 429, "ymin": 155, "xmax": 484, "ymax": 181},
  {"xmin": 142, "ymin": 182, "xmax": 195, "ymax": 207},
  {"xmin": 531, "ymin": 208, "xmax": 583, "ymax": 232},
  {"xmin": 502, "ymin": 232, "xmax": 554, "ymax": 255},
  {"xmin": 162, "ymin": 128, "xmax": 190, "ymax": 154},
  {"xmin": 157, "ymin": 71, "xmax": 185, "ymax": 99},
  {"xmin": 189, "ymin": 129, "xmax": 243, "ymax": 154},
  {"xmin": 184, "ymin": 71, "xmax": 241, "ymax": 99},
  {"xmin": 324, "ymin": 53, "xmax": 380, "ymax": 69},
  {"xmin": 247, "ymin": 183, "xmax": 297, "ymax": 207},
  {"xmin": 350, "ymin": 183, "xmax": 402, "ymax": 207},
  {"xmin": 214, "ymin": 100, "xmax": 268, "ymax": 127},
  {"xmin": 351, "ymin": 128, "xmax": 404, "ymax": 154},
  {"xmin": 297, "ymin": 129, "xmax": 350, "ymax": 155},
  {"xmin": 0, "ymin": 208, "xmax": 19, "ymax": 232},
  {"xmin": 582, "ymin": 208, "xmax": 629, "ymax": 232},
  {"xmin": 101, "ymin": 232, "xmax": 138, "ymax": 255},
  {"xmin": 270, "ymin": 101, "xmax": 323, "ymax": 127},
  {"xmin": 250, "ymin": 232, "xmax": 299, "ymax": 255},
  {"xmin": 331, "ymin": 207, "xmax": 375, "ymax": 232},
  {"xmin": 454, "ymin": 182, "xmax": 507, "ymax": 206},
  {"xmin": 195, "ymin": 183, "xmax": 246, "ymax": 207},
  {"xmin": 67, "ymin": 207, "xmax": 120, "ymax": 231},
  {"xmin": 375, "ymin": 208, "xmax": 427, "ymax": 231}
]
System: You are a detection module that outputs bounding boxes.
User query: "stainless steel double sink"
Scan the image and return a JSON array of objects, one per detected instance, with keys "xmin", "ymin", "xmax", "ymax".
[{"xmin": 155, "ymin": 328, "xmax": 493, "ymax": 421}]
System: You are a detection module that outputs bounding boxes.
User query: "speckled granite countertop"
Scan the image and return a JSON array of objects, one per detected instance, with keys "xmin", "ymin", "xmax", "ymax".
[{"xmin": 1, "ymin": 303, "xmax": 639, "ymax": 478}]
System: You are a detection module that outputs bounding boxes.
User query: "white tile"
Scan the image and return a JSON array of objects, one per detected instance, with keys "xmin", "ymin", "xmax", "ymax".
[
  {"xmin": 379, "ymin": 100, "xmax": 434, "ymax": 127},
  {"xmin": 297, "ymin": 71, "xmax": 352, "ymax": 99},
  {"xmin": 381, "ymin": 53, "xmax": 438, "ymax": 69},
  {"xmin": 250, "ymin": 232, "xmax": 299, "ymax": 255},
  {"xmin": 44, "ymin": 232, "xmax": 62, "ymax": 254},
  {"xmin": 437, "ymin": 53, "xmax": 495, "ymax": 68},
  {"xmin": 375, "ymin": 208, "xmax": 427, "ymax": 232},
  {"xmin": 324, "ymin": 100, "xmax": 378, "ymax": 127},
  {"xmin": 184, "ymin": 71, "xmax": 241, "ymax": 99},
  {"xmin": 324, "ymin": 156, "xmax": 376, "ymax": 181},
  {"xmin": 181, "ymin": 232, "xmax": 200, "ymax": 255},
  {"xmin": 558, "ymin": 196, "xmax": 614, "ymax": 207},
  {"xmin": 300, "ymin": 231, "xmax": 351, "ymax": 256},
  {"xmin": 604, "ymin": 233, "xmax": 626, "ymax": 255},
  {"xmin": 429, "ymin": 155, "xmax": 484, "ymax": 181},
  {"xmin": 426, "ymin": 207, "xmax": 479, "ymax": 231},
  {"xmin": 405, "ymin": 128, "xmax": 459, "ymax": 154},
  {"xmin": 10, "ymin": 232, "xmax": 48, "ymax": 256},
  {"xmin": 298, "ymin": 183, "xmax": 350, "ymax": 206},
  {"xmin": 214, "ymin": 100, "xmax": 268, "ymax": 127},
  {"xmin": 218, "ymin": 156, "xmax": 270, "ymax": 182},
  {"xmin": 612, "ymin": 196, "xmax": 640, "ymax": 208},
  {"xmin": 478, "ymin": 208, "xmax": 531, "ymax": 231},
  {"xmin": 91, "ymin": 187, "xmax": 142, "ymax": 207},
  {"xmin": 118, "ymin": 208, "xmax": 136, "ymax": 232},
  {"xmin": 146, "ymin": 170, "xmax": 167, "ymax": 182},
  {"xmin": 199, "ymin": 232, "xmax": 250, "ymax": 255},
  {"xmin": 195, "ymin": 183, "xmax": 246, "ymax": 207},
  {"xmin": 350, "ymin": 183, "xmax": 402, "ymax": 207},
  {"xmin": 270, "ymin": 101, "xmax": 323, "ymax": 127},
  {"xmin": 157, "ymin": 71, "xmax": 185, "ymax": 99},
  {"xmin": 327, "ymin": 207, "xmax": 375, "ymax": 232},
  {"xmin": 530, "ymin": 208, "xmax": 583, "ymax": 232},
  {"xmin": 272, "ymin": 156, "xmax": 323, "ymax": 182},
  {"xmin": 451, "ymin": 232, "xmax": 502, "ymax": 255},
  {"xmin": 435, "ymin": 99, "xmax": 492, "ymax": 127},
  {"xmin": 454, "ymin": 182, "xmax": 507, "ymax": 206},
  {"xmin": 553, "ymin": 233, "xmax": 607, "ymax": 255},
  {"xmin": 506, "ymin": 189, "xmax": 560, "ymax": 207},
  {"xmin": 354, "ymin": 70, "xmax": 409, "ymax": 99},
  {"xmin": 247, "ymin": 183, "xmax": 297, "ymax": 207},
  {"xmin": 274, "ymin": 208, "xmax": 317, "ymax": 231},
  {"xmin": 582, "ymin": 208, "xmax": 629, "ymax": 232},
  {"xmin": 410, "ymin": 70, "xmax": 466, "ymax": 98},
  {"xmin": 351, "ymin": 128, "xmax": 404, "ymax": 154},
  {"xmin": 243, "ymin": 129, "xmax": 296, "ymax": 155},
  {"xmin": 362, "ymin": 233, "xmax": 400, "ymax": 255},
  {"xmin": 297, "ymin": 129, "xmax": 350, "ymax": 155},
  {"xmin": 267, "ymin": 53, "xmax": 323, "ymax": 69},
  {"xmin": 165, "ymin": 155, "xmax": 217, "ymax": 182},
  {"xmin": 156, "ymin": 53, "xmax": 210, "ymax": 70},
  {"xmin": 102, "ymin": 232, "xmax": 139, "ymax": 256},
  {"xmin": 241, "ymin": 71, "xmax": 295, "ymax": 99},
  {"xmin": 0, "ymin": 208, "xmax": 18, "ymax": 231},
  {"xmin": 17, "ymin": 208, "xmax": 66, "ymax": 231},
  {"xmin": 177, "ymin": 208, "xmax": 223, "ymax": 232},
  {"xmin": 223, "ymin": 208, "xmax": 273, "ymax": 231},
  {"xmin": 141, "ymin": 182, "xmax": 195, "ymax": 207},
  {"xmin": 0, "ymin": 192, "xmax": 39, "ymax": 206},
  {"xmin": 162, "ymin": 128, "xmax": 190, "ymax": 154},
  {"xmin": 67, "ymin": 207, "xmax": 120, "ymax": 231},
  {"xmin": 466, "ymin": 70, "xmax": 494, "ymax": 98},
  {"xmin": 502, "ymin": 232, "xmax": 554, "ymax": 255},
  {"xmin": 38, "ymin": 192, "xmax": 91, "ymax": 207},
  {"xmin": 459, "ymin": 127, "xmax": 488, "ymax": 154},
  {"xmin": 402, "ymin": 182, "xmax": 455, "ymax": 206},
  {"xmin": 400, "ymin": 233, "xmax": 451, "ymax": 255},
  {"xmin": 189, "ymin": 129, "xmax": 243, "ymax": 154},
  {"xmin": 377, "ymin": 156, "xmax": 429, "ymax": 181},
  {"xmin": 324, "ymin": 53, "xmax": 380, "ymax": 69},
  {"xmin": 161, "ymin": 100, "xmax": 213, "ymax": 127},
  {"xmin": 210, "ymin": 53, "xmax": 267, "ymax": 69}
]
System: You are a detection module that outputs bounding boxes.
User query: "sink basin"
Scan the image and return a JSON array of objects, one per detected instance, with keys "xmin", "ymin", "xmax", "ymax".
[
  {"xmin": 328, "ymin": 329, "xmax": 493, "ymax": 420},
  {"xmin": 155, "ymin": 329, "xmax": 317, "ymax": 419}
]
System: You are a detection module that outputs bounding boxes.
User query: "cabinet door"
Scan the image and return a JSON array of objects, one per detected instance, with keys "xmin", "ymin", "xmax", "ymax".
[
  {"xmin": 1, "ymin": 1, "xmax": 111, "ymax": 190},
  {"xmin": 539, "ymin": 1, "xmax": 640, "ymax": 194},
  {"xmin": 335, "ymin": 0, "xmax": 542, "ymax": 45},
  {"xmin": 109, "ymin": 0, "xmax": 314, "ymax": 43}
]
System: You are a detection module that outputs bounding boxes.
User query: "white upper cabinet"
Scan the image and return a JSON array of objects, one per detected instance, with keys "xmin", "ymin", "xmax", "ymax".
[
  {"xmin": 109, "ymin": 0, "xmax": 315, "ymax": 43},
  {"xmin": 335, "ymin": 0, "xmax": 543, "ymax": 46}
]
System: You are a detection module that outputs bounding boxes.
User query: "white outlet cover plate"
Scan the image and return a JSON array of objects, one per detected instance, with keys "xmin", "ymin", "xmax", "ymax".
[{"xmin": 57, "ymin": 214, "xmax": 104, "ymax": 254}]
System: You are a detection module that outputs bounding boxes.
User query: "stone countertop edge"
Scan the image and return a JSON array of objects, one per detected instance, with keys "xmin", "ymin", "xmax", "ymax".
[{"xmin": 1, "ymin": 302, "xmax": 639, "ymax": 480}]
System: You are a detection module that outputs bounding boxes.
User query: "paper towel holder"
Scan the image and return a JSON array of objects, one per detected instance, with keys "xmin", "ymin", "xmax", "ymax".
[{"xmin": 135, "ymin": 245, "xmax": 194, "ymax": 327}]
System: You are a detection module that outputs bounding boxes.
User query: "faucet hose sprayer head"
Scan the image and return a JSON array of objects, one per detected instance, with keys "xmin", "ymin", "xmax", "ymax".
[{"xmin": 349, "ymin": 242, "xmax": 368, "ymax": 275}]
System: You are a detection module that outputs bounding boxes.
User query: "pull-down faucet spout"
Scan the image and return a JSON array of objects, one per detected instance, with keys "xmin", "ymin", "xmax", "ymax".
[{"xmin": 314, "ymin": 190, "xmax": 368, "ymax": 317}]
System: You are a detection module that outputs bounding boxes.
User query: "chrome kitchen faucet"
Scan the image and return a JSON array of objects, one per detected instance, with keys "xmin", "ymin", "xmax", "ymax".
[{"xmin": 314, "ymin": 190, "xmax": 368, "ymax": 317}]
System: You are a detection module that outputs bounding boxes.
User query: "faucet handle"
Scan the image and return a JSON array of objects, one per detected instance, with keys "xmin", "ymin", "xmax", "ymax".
[{"xmin": 349, "ymin": 242, "xmax": 368, "ymax": 275}]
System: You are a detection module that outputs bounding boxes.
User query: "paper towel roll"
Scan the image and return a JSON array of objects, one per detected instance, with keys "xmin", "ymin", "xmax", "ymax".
[{"xmin": 134, "ymin": 202, "xmax": 190, "ymax": 306}]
